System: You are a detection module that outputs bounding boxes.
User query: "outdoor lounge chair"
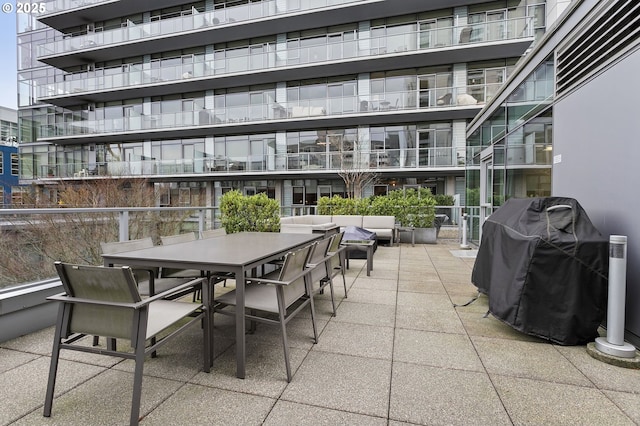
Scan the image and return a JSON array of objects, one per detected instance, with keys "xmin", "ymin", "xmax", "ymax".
[
  {"xmin": 44, "ymin": 262, "xmax": 209, "ymax": 426},
  {"xmin": 214, "ymin": 243, "xmax": 317, "ymax": 382}
]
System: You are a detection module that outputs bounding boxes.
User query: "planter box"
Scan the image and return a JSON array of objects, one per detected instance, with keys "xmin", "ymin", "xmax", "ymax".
[
  {"xmin": 0, "ymin": 279, "xmax": 62, "ymax": 342},
  {"xmin": 398, "ymin": 227, "xmax": 437, "ymax": 244}
]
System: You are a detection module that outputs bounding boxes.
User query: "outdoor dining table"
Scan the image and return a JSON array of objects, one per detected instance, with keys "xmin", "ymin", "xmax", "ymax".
[{"xmin": 102, "ymin": 231, "xmax": 320, "ymax": 379}]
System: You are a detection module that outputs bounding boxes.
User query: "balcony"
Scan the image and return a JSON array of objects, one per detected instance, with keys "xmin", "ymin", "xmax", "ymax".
[
  {"xmin": 37, "ymin": 85, "xmax": 486, "ymax": 144},
  {"xmin": 37, "ymin": 16, "xmax": 534, "ymax": 106},
  {"xmin": 1, "ymin": 206, "xmax": 637, "ymax": 424},
  {"xmin": 36, "ymin": 146, "xmax": 466, "ymax": 182},
  {"xmin": 39, "ymin": 0, "xmax": 365, "ymax": 30}
]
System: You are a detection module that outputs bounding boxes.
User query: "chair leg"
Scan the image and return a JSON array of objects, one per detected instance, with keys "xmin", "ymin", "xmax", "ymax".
[
  {"xmin": 307, "ymin": 281, "xmax": 319, "ymax": 345},
  {"xmin": 131, "ymin": 346, "xmax": 145, "ymax": 426},
  {"xmin": 130, "ymin": 312, "xmax": 148, "ymax": 426},
  {"xmin": 341, "ymin": 270, "xmax": 347, "ymax": 298},
  {"xmin": 276, "ymin": 287, "xmax": 292, "ymax": 382},
  {"xmin": 327, "ymin": 277, "xmax": 337, "ymax": 317},
  {"xmin": 249, "ymin": 309, "xmax": 257, "ymax": 333},
  {"xmin": 43, "ymin": 306, "xmax": 65, "ymax": 417}
]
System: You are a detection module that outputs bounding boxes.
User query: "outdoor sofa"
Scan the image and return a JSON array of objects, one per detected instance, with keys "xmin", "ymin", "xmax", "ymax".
[{"xmin": 280, "ymin": 214, "xmax": 395, "ymax": 245}]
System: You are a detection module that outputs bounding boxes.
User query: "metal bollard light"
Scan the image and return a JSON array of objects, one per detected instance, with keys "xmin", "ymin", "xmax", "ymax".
[
  {"xmin": 595, "ymin": 235, "xmax": 637, "ymax": 358},
  {"xmin": 460, "ymin": 214, "xmax": 470, "ymax": 249}
]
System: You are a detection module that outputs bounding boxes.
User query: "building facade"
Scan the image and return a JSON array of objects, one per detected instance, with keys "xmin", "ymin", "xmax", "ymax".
[
  {"xmin": 466, "ymin": 0, "xmax": 640, "ymax": 345},
  {"xmin": 0, "ymin": 107, "xmax": 19, "ymax": 206},
  {"xmin": 18, "ymin": 0, "xmax": 546, "ymax": 215}
]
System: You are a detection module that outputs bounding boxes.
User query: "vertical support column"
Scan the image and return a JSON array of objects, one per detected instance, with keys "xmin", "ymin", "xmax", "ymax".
[
  {"xmin": 118, "ymin": 210, "xmax": 129, "ymax": 242},
  {"xmin": 358, "ymin": 73, "xmax": 370, "ymax": 112},
  {"xmin": 453, "ymin": 62, "xmax": 467, "ymax": 98}
]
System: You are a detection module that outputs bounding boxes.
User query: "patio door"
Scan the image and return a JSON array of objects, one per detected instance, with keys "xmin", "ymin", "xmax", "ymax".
[
  {"xmin": 318, "ymin": 185, "xmax": 332, "ymax": 200},
  {"xmin": 479, "ymin": 146, "xmax": 494, "ymax": 242}
]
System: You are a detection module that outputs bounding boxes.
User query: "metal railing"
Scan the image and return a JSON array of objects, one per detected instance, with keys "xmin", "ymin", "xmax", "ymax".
[
  {"xmin": 38, "ymin": 0, "xmax": 365, "ymax": 56},
  {"xmin": 37, "ymin": 15, "xmax": 533, "ymax": 98},
  {"xmin": 38, "ymin": 85, "xmax": 492, "ymax": 139},
  {"xmin": 0, "ymin": 206, "xmax": 218, "ymax": 289},
  {"xmin": 0, "ymin": 203, "xmax": 470, "ymax": 289},
  {"xmin": 35, "ymin": 147, "xmax": 466, "ymax": 180}
]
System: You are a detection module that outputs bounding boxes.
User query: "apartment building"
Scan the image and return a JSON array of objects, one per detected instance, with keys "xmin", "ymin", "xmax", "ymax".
[
  {"xmin": 0, "ymin": 107, "xmax": 19, "ymax": 206},
  {"xmin": 466, "ymin": 0, "xmax": 640, "ymax": 344},
  {"xmin": 17, "ymin": 0, "xmax": 546, "ymax": 212}
]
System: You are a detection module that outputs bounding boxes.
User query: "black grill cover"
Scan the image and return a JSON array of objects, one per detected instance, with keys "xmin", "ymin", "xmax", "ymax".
[{"xmin": 471, "ymin": 197, "xmax": 608, "ymax": 345}]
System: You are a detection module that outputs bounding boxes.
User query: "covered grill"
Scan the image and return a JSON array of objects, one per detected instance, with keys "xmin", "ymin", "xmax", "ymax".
[{"xmin": 471, "ymin": 197, "xmax": 609, "ymax": 345}]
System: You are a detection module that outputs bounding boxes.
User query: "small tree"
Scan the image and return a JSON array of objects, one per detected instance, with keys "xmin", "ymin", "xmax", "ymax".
[{"xmin": 334, "ymin": 136, "xmax": 378, "ymax": 199}]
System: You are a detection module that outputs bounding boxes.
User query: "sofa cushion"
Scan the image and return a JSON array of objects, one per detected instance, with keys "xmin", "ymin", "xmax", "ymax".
[
  {"xmin": 291, "ymin": 216, "xmax": 314, "ymax": 225},
  {"xmin": 280, "ymin": 224, "xmax": 314, "ymax": 234},
  {"xmin": 362, "ymin": 215, "xmax": 395, "ymax": 230},
  {"xmin": 312, "ymin": 215, "xmax": 333, "ymax": 225},
  {"xmin": 331, "ymin": 215, "xmax": 363, "ymax": 228}
]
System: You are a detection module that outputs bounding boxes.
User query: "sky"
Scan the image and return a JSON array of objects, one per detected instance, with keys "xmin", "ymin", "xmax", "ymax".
[{"xmin": 0, "ymin": 9, "xmax": 17, "ymax": 110}]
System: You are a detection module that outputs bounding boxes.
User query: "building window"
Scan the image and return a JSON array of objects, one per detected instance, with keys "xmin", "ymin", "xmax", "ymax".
[
  {"xmin": 0, "ymin": 152, "xmax": 3, "ymax": 174},
  {"xmin": 11, "ymin": 153, "xmax": 19, "ymax": 175},
  {"xmin": 0, "ymin": 187, "xmax": 4, "ymax": 206}
]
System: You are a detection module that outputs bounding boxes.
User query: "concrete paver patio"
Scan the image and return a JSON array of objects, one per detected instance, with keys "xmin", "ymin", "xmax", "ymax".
[{"xmin": 1, "ymin": 241, "xmax": 640, "ymax": 425}]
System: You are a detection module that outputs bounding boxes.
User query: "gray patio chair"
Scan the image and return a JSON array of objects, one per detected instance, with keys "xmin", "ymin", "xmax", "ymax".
[
  {"xmin": 100, "ymin": 237, "xmax": 195, "ymax": 298},
  {"xmin": 325, "ymin": 231, "xmax": 348, "ymax": 298},
  {"xmin": 160, "ymin": 232, "xmax": 203, "ymax": 278},
  {"xmin": 160, "ymin": 232, "xmax": 230, "ymax": 292},
  {"xmin": 200, "ymin": 228, "xmax": 226, "ymax": 239},
  {"xmin": 44, "ymin": 262, "xmax": 209, "ymax": 426},
  {"xmin": 198, "ymin": 229, "xmax": 237, "ymax": 284},
  {"xmin": 214, "ymin": 243, "xmax": 316, "ymax": 382},
  {"xmin": 306, "ymin": 235, "xmax": 337, "ymax": 316}
]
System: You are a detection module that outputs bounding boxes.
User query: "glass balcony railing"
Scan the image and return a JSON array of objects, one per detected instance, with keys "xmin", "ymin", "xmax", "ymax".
[
  {"xmin": 39, "ymin": 85, "xmax": 488, "ymax": 138},
  {"xmin": 42, "ymin": 0, "xmax": 113, "ymax": 15},
  {"xmin": 37, "ymin": 15, "xmax": 533, "ymax": 99},
  {"xmin": 38, "ymin": 0, "xmax": 364, "ymax": 56},
  {"xmin": 38, "ymin": 146, "xmax": 465, "ymax": 180}
]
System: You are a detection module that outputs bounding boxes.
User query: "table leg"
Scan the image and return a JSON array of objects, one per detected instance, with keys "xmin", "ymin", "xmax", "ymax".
[
  {"xmin": 235, "ymin": 268, "xmax": 246, "ymax": 379},
  {"xmin": 366, "ymin": 245, "xmax": 373, "ymax": 276},
  {"xmin": 202, "ymin": 275, "xmax": 212, "ymax": 373}
]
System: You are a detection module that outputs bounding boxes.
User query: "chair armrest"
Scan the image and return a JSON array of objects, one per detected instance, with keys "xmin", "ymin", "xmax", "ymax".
[
  {"xmin": 306, "ymin": 253, "xmax": 333, "ymax": 268},
  {"xmin": 144, "ymin": 277, "xmax": 207, "ymax": 304},
  {"xmin": 246, "ymin": 269, "xmax": 309, "ymax": 286},
  {"xmin": 47, "ymin": 293, "xmax": 139, "ymax": 309},
  {"xmin": 48, "ymin": 277, "xmax": 207, "ymax": 309}
]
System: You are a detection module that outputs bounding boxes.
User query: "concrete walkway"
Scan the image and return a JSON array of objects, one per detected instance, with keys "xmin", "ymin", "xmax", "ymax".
[{"xmin": 2, "ymin": 241, "xmax": 640, "ymax": 425}]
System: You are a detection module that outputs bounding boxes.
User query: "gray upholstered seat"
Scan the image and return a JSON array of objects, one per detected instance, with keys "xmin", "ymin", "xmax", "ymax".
[
  {"xmin": 44, "ymin": 262, "xmax": 209, "ymax": 426},
  {"xmin": 214, "ymin": 243, "xmax": 316, "ymax": 382}
]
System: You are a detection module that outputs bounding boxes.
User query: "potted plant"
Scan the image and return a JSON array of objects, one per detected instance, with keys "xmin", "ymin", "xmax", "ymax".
[{"xmin": 371, "ymin": 188, "xmax": 437, "ymax": 244}]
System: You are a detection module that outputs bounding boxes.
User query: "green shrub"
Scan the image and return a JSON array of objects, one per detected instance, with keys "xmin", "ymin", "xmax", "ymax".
[
  {"xmin": 220, "ymin": 190, "xmax": 281, "ymax": 233},
  {"xmin": 434, "ymin": 194, "xmax": 455, "ymax": 206},
  {"xmin": 318, "ymin": 188, "xmax": 437, "ymax": 228}
]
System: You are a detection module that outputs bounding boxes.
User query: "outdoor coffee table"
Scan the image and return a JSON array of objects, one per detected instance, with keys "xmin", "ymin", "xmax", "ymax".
[
  {"xmin": 341, "ymin": 239, "xmax": 375, "ymax": 276},
  {"xmin": 396, "ymin": 226, "xmax": 415, "ymax": 246}
]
